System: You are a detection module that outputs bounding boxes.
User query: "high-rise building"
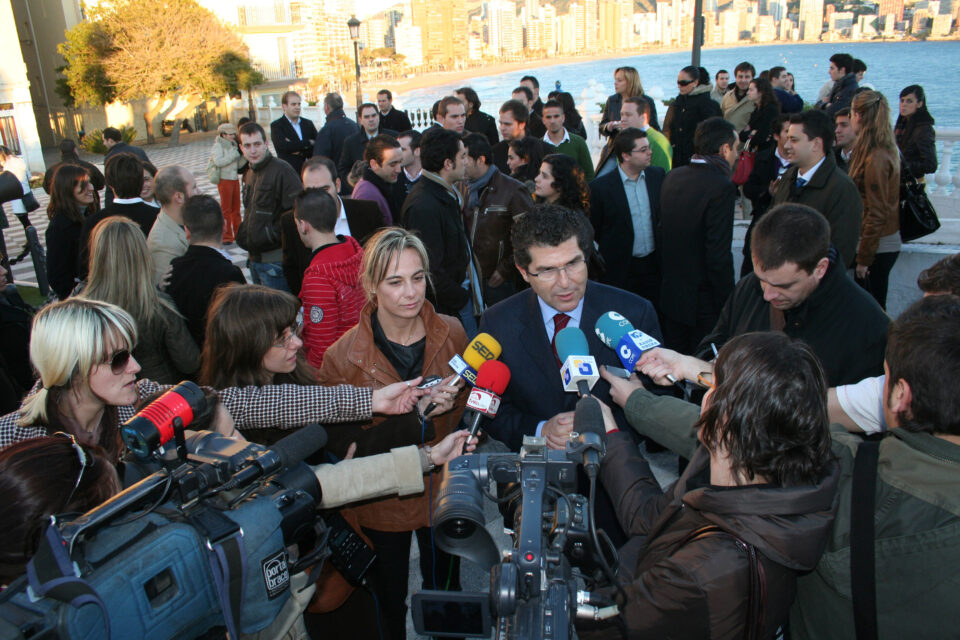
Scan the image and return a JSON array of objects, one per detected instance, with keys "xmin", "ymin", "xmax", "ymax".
[
  {"xmin": 599, "ymin": 0, "xmax": 633, "ymax": 50},
  {"xmin": 394, "ymin": 22, "xmax": 423, "ymax": 66},
  {"xmin": 799, "ymin": 0, "xmax": 824, "ymax": 39},
  {"xmin": 410, "ymin": 0, "xmax": 469, "ymax": 65},
  {"xmin": 879, "ymin": 0, "xmax": 905, "ymax": 21}
]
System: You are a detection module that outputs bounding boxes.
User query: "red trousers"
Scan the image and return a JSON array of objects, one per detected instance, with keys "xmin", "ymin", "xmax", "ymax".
[{"xmin": 218, "ymin": 179, "xmax": 241, "ymax": 243}]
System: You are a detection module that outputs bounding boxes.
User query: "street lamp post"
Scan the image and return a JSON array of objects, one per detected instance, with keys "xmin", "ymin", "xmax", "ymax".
[{"xmin": 348, "ymin": 16, "xmax": 362, "ymax": 114}]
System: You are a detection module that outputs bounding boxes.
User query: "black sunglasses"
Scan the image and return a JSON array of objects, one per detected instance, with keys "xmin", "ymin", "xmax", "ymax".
[
  {"xmin": 106, "ymin": 349, "xmax": 132, "ymax": 375},
  {"xmin": 677, "ymin": 78, "xmax": 696, "ymax": 87}
]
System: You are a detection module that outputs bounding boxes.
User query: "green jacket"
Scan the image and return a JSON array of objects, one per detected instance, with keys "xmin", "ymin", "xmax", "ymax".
[
  {"xmin": 646, "ymin": 127, "xmax": 673, "ymax": 173},
  {"xmin": 551, "ymin": 131, "xmax": 595, "ymax": 181},
  {"xmin": 621, "ymin": 388, "xmax": 960, "ymax": 640}
]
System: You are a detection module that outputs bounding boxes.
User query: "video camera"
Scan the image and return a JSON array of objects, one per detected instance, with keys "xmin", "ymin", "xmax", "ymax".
[
  {"xmin": 413, "ymin": 397, "xmax": 621, "ymax": 640},
  {"xmin": 0, "ymin": 382, "xmax": 335, "ymax": 640}
]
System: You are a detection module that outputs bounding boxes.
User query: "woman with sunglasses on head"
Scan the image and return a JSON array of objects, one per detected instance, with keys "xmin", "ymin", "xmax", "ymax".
[
  {"xmin": 46, "ymin": 164, "xmax": 96, "ymax": 300},
  {"xmin": 0, "ymin": 434, "xmax": 120, "ymax": 585},
  {"xmin": 600, "ymin": 66, "xmax": 660, "ymax": 137},
  {"xmin": 849, "ymin": 90, "xmax": 900, "ymax": 309},
  {"xmin": 0, "ymin": 297, "xmax": 427, "ymax": 461},
  {"xmin": 317, "ymin": 228, "xmax": 467, "ymax": 640},
  {"xmin": 663, "ymin": 65, "xmax": 722, "ymax": 167},
  {"xmin": 78, "ymin": 216, "xmax": 200, "ymax": 384}
]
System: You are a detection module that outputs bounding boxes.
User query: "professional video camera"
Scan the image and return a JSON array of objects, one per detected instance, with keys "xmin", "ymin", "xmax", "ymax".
[
  {"xmin": 412, "ymin": 397, "xmax": 622, "ymax": 640},
  {"xmin": 0, "ymin": 382, "xmax": 343, "ymax": 640}
]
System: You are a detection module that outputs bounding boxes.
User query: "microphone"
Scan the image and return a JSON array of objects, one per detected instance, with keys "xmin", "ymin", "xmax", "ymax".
[
  {"xmin": 463, "ymin": 360, "xmax": 511, "ymax": 452},
  {"xmin": 556, "ymin": 326, "xmax": 600, "ymax": 396},
  {"xmin": 594, "ymin": 311, "xmax": 679, "ymax": 385},
  {"xmin": 425, "ymin": 333, "xmax": 503, "ymax": 417},
  {"xmin": 447, "ymin": 332, "xmax": 502, "ymax": 385},
  {"xmin": 567, "ymin": 395, "xmax": 605, "ymax": 478}
]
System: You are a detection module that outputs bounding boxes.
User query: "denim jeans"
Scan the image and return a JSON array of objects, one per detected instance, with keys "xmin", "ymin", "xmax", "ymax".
[{"xmin": 248, "ymin": 261, "xmax": 289, "ymax": 292}]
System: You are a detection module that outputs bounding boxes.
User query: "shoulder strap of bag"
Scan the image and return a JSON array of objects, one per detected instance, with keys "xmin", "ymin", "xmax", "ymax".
[
  {"xmin": 850, "ymin": 438, "xmax": 881, "ymax": 640},
  {"xmin": 675, "ymin": 524, "xmax": 765, "ymax": 640},
  {"xmin": 25, "ymin": 522, "xmax": 111, "ymax": 639}
]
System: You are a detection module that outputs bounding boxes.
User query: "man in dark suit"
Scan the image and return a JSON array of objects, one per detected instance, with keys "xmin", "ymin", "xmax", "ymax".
[
  {"xmin": 281, "ymin": 155, "xmax": 385, "ymax": 295},
  {"xmin": 270, "ymin": 91, "xmax": 317, "ymax": 175},
  {"xmin": 658, "ymin": 117, "xmax": 738, "ymax": 354},
  {"xmin": 479, "ymin": 205, "xmax": 663, "ymax": 545},
  {"xmin": 376, "ymin": 89, "xmax": 412, "ymax": 132},
  {"xmin": 168, "ymin": 195, "xmax": 246, "ymax": 346},
  {"xmin": 741, "ymin": 115, "xmax": 791, "ymax": 276},
  {"xmin": 480, "ymin": 205, "xmax": 662, "ymax": 449},
  {"xmin": 589, "ymin": 128, "xmax": 665, "ymax": 308},
  {"xmin": 314, "ymin": 93, "xmax": 359, "ymax": 177},
  {"xmin": 78, "ymin": 152, "xmax": 159, "ymax": 278},
  {"xmin": 338, "ymin": 103, "xmax": 397, "ymax": 194}
]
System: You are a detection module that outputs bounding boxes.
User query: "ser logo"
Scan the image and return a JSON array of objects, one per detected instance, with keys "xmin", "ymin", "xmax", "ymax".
[{"xmin": 261, "ymin": 550, "xmax": 289, "ymax": 599}]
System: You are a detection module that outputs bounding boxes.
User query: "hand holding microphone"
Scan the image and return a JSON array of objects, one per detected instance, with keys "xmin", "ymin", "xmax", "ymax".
[
  {"xmin": 462, "ymin": 360, "xmax": 511, "ymax": 453},
  {"xmin": 594, "ymin": 312, "xmax": 681, "ymax": 386},
  {"xmin": 417, "ymin": 375, "xmax": 463, "ymax": 418},
  {"xmin": 424, "ymin": 333, "xmax": 503, "ymax": 418}
]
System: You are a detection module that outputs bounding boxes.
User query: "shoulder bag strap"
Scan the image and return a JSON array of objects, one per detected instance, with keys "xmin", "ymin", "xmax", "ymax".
[{"xmin": 850, "ymin": 439, "xmax": 881, "ymax": 640}]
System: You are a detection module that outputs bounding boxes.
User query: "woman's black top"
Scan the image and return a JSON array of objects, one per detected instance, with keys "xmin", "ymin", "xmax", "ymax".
[{"xmin": 372, "ymin": 311, "xmax": 426, "ymax": 380}]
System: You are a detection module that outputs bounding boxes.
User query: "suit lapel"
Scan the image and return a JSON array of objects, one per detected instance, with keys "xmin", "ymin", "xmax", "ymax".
[{"xmin": 517, "ymin": 291, "xmax": 564, "ymax": 394}]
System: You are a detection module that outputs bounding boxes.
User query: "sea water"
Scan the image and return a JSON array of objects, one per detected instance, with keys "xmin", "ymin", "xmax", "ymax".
[{"xmin": 400, "ymin": 41, "xmax": 960, "ymax": 127}]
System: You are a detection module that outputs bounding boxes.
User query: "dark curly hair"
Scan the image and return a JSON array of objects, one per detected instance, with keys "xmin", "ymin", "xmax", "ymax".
[
  {"xmin": 696, "ymin": 332, "xmax": 834, "ymax": 486},
  {"xmin": 511, "ymin": 203, "xmax": 594, "ymax": 271},
  {"xmin": 538, "ymin": 154, "xmax": 590, "ymax": 215}
]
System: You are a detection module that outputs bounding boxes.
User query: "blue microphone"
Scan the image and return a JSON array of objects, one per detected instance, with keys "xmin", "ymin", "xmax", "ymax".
[
  {"xmin": 594, "ymin": 311, "xmax": 679, "ymax": 384},
  {"xmin": 555, "ymin": 326, "xmax": 599, "ymax": 396}
]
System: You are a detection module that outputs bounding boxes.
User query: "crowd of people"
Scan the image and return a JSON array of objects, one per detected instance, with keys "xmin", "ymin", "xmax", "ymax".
[{"xmin": 0, "ymin": 49, "xmax": 956, "ymax": 640}]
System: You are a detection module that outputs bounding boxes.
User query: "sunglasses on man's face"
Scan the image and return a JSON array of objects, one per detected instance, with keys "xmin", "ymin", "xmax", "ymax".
[
  {"xmin": 677, "ymin": 78, "xmax": 696, "ymax": 87},
  {"xmin": 106, "ymin": 349, "xmax": 132, "ymax": 375}
]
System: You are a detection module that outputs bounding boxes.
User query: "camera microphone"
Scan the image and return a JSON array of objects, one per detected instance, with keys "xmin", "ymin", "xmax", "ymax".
[{"xmin": 569, "ymin": 396, "xmax": 605, "ymax": 478}]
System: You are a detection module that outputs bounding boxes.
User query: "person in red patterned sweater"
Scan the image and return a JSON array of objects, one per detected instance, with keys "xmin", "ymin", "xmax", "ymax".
[{"xmin": 294, "ymin": 188, "xmax": 365, "ymax": 367}]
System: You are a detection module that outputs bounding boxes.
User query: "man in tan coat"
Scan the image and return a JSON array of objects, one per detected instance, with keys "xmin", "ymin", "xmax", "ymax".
[{"xmin": 721, "ymin": 61, "xmax": 757, "ymax": 132}]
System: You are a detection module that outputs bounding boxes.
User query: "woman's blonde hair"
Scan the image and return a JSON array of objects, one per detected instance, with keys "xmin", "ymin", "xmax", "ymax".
[
  {"xmin": 19, "ymin": 298, "xmax": 137, "ymax": 427},
  {"xmin": 848, "ymin": 90, "xmax": 898, "ymax": 182},
  {"xmin": 80, "ymin": 216, "xmax": 179, "ymax": 331},
  {"xmin": 360, "ymin": 227, "xmax": 432, "ymax": 306},
  {"xmin": 615, "ymin": 66, "xmax": 644, "ymax": 97}
]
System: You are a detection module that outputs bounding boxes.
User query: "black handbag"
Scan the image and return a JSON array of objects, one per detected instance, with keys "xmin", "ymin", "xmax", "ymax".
[{"xmin": 899, "ymin": 153, "xmax": 940, "ymax": 242}]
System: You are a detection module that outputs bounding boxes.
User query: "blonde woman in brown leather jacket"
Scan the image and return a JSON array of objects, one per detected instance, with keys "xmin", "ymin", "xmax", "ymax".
[
  {"xmin": 849, "ymin": 90, "xmax": 900, "ymax": 310},
  {"xmin": 318, "ymin": 227, "xmax": 467, "ymax": 640}
]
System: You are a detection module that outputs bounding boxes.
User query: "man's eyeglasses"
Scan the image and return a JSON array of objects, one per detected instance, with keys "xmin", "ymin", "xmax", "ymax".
[
  {"xmin": 272, "ymin": 320, "xmax": 304, "ymax": 349},
  {"xmin": 677, "ymin": 78, "xmax": 696, "ymax": 87},
  {"xmin": 527, "ymin": 256, "xmax": 587, "ymax": 284},
  {"xmin": 105, "ymin": 349, "xmax": 132, "ymax": 375},
  {"xmin": 633, "ymin": 145, "xmax": 651, "ymax": 154},
  {"xmin": 56, "ymin": 432, "xmax": 90, "ymax": 512}
]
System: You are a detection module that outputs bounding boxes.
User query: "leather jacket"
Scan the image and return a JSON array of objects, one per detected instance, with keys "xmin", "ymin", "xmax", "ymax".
[
  {"xmin": 461, "ymin": 169, "xmax": 534, "ymax": 282},
  {"xmin": 316, "ymin": 301, "xmax": 467, "ymax": 531}
]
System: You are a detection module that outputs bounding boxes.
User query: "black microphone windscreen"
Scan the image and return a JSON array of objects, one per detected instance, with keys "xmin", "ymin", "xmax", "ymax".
[
  {"xmin": 271, "ymin": 423, "xmax": 328, "ymax": 468},
  {"xmin": 574, "ymin": 396, "xmax": 605, "ymax": 438}
]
